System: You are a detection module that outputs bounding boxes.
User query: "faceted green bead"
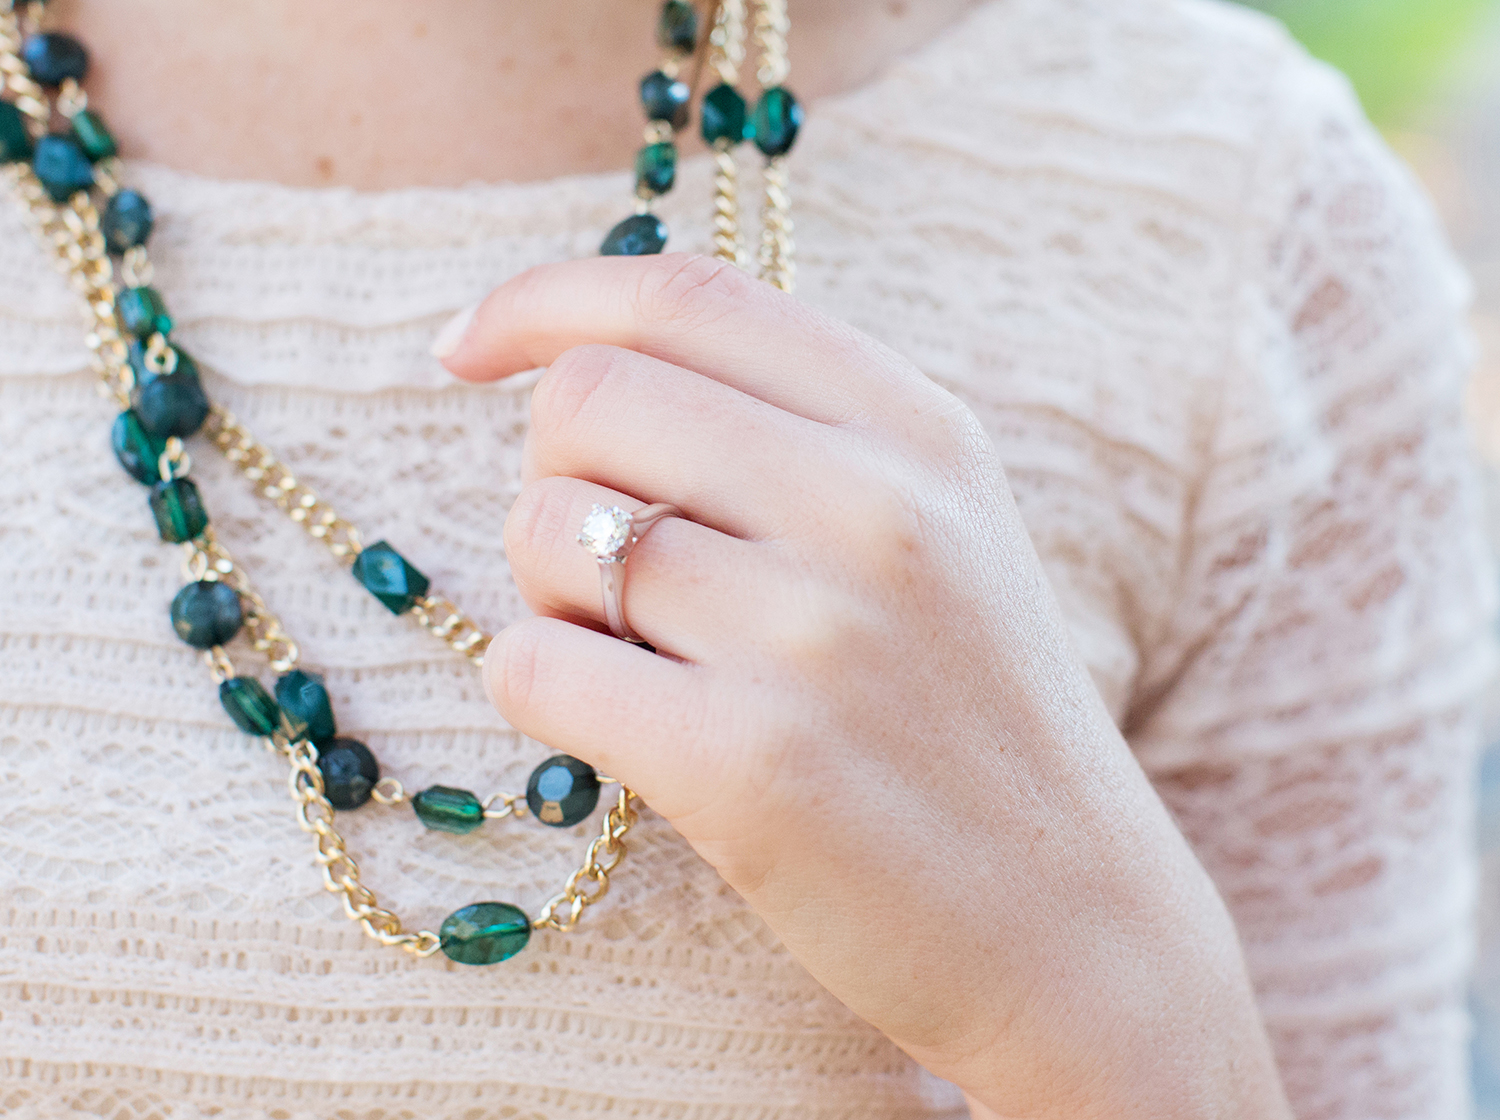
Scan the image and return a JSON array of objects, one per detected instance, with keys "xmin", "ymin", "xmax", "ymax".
[
  {"xmin": 634, "ymin": 142, "xmax": 677, "ymax": 197},
  {"xmin": 317, "ymin": 738, "xmax": 379, "ymax": 810},
  {"xmin": 110, "ymin": 409, "xmax": 167, "ymax": 484},
  {"xmin": 701, "ymin": 83, "xmax": 748, "ymax": 148},
  {"xmin": 753, "ymin": 86, "xmax": 803, "ymax": 157},
  {"xmin": 275, "ymin": 669, "xmax": 337, "ymax": 745},
  {"xmin": 170, "ymin": 580, "xmax": 243, "ymax": 649},
  {"xmin": 439, "ymin": 901, "xmax": 531, "ymax": 965},
  {"xmin": 102, "ymin": 189, "xmax": 153, "ymax": 253},
  {"xmin": 118, "ymin": 286, "xmax": 173, "ymax": 338},
  {"xmin": 0, "ymin": 101, "xmax": 33, "ymax": 164},
  {"xmin": 22, "ymin": 32, "xmax": 88, "ymax": 86},
  {"xmin": 526, "ymin": 755, "xmax": 600, "ymax": 828},
  {"xmin": 412, "ymin": 785, "xmax": 485, "ymax": 834},
  {"xmin": 71, "ymin": 109, "xmax": 117, "ymax": 161},
  {"xmin": 350, "ymin": 540, "xmax": 430, "ymax": 615},
  {"xmin": 33, "ymin": 134, "xmax": 93, "ymax": 201},
  {"xmin": 600, "ymin": 213, "xmax": 668, "ymax": 257},
  {"xmin": 149, "ymin": 478, "xmax": 209, "ymax": 543},
  {"xmin": 656, "ymin": 0, "xmax": 698, "ymax": 53},
  {"xmin": 129, "ymin": 340, "xmax": 209, "ymax": 439},
  {"xmin": 640, "ymin": 70, "xmax": 690, "ymax": 127},
  {"xmin": 219, "ymin": 676, "xmax": 304, "ymax": 739}
]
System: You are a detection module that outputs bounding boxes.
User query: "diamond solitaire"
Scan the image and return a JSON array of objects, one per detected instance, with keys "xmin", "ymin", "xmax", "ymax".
[{"xmin": 578, "ymin": 504, "xmax": 634, "ymax": 560}]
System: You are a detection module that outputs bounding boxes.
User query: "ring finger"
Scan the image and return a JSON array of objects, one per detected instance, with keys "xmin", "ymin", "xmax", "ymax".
[{"xmin": 504, "ymin": 473, "xmax": 770, "ymax": 663}]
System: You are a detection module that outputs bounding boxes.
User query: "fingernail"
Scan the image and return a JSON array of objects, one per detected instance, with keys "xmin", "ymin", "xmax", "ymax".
[{"xmin": 430, "ymin": 302, "xmax": 480, "ymax": 360}]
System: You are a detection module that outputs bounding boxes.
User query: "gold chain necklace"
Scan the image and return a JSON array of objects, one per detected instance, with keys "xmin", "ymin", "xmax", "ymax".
[{"xmin": 0, "ymin": 0, "xmax": 796, "ymax": 966}]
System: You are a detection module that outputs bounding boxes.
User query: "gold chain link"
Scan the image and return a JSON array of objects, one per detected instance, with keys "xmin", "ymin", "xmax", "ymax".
[
  {"xmin": 535, "ymin": 787, "xmax": 639, "ymax": 931},
  {"xmin": 0, "ymin": 0, "xmax": 638, "ymax": 960},
  {"xmin": 751, "ymin": 0, "xmax": 796, "ymax": 293},
  {"xmin": 707, "ymin": 0, "xmax": 749, "ymax": 269}
]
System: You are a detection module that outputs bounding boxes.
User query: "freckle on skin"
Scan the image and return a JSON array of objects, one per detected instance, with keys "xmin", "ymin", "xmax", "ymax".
[{"xmin": 314, "ymin": 155, "xmax": 335, "ymax": 181}]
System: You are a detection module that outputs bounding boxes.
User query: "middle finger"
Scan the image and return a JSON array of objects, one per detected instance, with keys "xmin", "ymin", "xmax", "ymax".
[{"xmin": 525, "ymin": 342, "xmax": 853, "ymax": 542}]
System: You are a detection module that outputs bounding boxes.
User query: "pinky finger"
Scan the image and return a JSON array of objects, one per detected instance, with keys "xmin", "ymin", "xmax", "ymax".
[{"xmin": 484, "ymin": 616, "xmax": 715, "ymax": 822}]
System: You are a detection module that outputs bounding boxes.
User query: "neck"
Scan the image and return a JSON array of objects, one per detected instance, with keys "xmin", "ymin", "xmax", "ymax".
[{"xmin": 49, "ymin": 0, "xmax": 978, "ymax": 190}]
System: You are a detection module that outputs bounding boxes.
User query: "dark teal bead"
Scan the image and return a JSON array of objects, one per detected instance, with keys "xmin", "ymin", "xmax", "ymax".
[
  {"xmin": 701, "ymin": 83, "xmax": 748, "ymax": 148},
  {"xmin": 32, "ymin": 135, "xmax": 94, "ymax": 202},
  {"xmin": 412, "ymin": 785, "xmax": 485, "ymax": 834},
  {"xmin": 634, "ymin": 142, "xmax": 677, "ymax": 196},
  {"xmin": 526, "ymin": 755, "xmax": 600, "ymax": 828},
  {"xmin": 71, "ymin": 109, "xmax": 117, "ymax": 161},
  {"xmin": 350, "ymin": 540, "xmax": 430, "ymax": 615},
  {"xmin": 600, "ymin": 213, "xmax": 668, "ymax": 257},
  {"xmin": 317, "ymin": 738, "xmax": 379, "ymax": 810},
  {"xmin": 439, "ymin": 901, "xmax": 531, "ymax": 965},
  {"xmin": 753, "ymin": 86, "xmax": 802, "ymax": 157},
  {"xmin": 640, "ymin": 70, "xmax": 690, "ymax": 127},
  {"xmin": 130, "ymin": 343, "xmax": 209, "ymax": 440},
  {"xmin": 219, "ymin": 677, "xmax": 293, "ymax": 738},
  {"xmin": 102, "ymin": 189, "xmax": 154, "ymax": 253},
  {"xmin": 657, "ymin": 0, "xmax": 698, "ymax": 53},
  {"xmin": 133, "ymin": 370, "xmax": 209, "ymax": 439},
  {"xmin": 0, "ymin": 101, "xmax": 33, "ymax": 164},
  {"xmin": 170, "ymin": 580, "xmax": 243, "ymax": 650},
  {"xmin": 110, "ymin": 409, "xmax": 167, "ymax": 484},
  {"xmin": 118, "ymin": 286, "xmax": 173, "ymax": 338},
  {"xmin": 275, "ymin": 669, "xmax": 337, "ymax": 745},
  {"xmin": 148, "ymin": 478, "xmax": 208, "ymax": 543},
  {"xmin": 128, "ymin": 337, "xmax": 199, "ymax": 385},
  {"xmin": 22, "ymin": 32, "xmax": 88, "ymax": 86}
]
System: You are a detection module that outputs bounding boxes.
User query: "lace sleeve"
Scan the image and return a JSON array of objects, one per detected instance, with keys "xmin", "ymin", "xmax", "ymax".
[{"xmin": 1125, "ymin": 50, "xmax": 1499, "ymax": 1119}]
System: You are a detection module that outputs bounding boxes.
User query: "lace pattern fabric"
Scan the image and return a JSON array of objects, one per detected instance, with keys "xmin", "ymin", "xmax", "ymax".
[{"xmin": 0, "ymin": 1, "xmax": 1493, "ymax": 1117}]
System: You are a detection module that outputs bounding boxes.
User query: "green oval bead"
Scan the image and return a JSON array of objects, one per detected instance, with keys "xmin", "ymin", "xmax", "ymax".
[
  {"xmin": 0, "ymin": 101, "xmax": 33, "ymax": 164},
  {"xmin": 634, "ymin": 142, "xmax": 677, "ymax": 197},
  {"xmin": 412, "ymin": 785, "xmax": 485, "ymax": 834},
  {"xmin": 134, "ymin": 371, "xmax": 209, "ymax": 440},
  {"xmin": 526, "ymin": 755, "xmax": 600, "ymax": 828},
  {"xmin": 71, "ymin": 108, "xmax": 117, "ymax": 161},
  {"xmin": 32, "ymin": 134, "xmax": 93, "ymax": 201},
  {"xmin": 170, "ymin": 579, "xmax": 243, "ymax": 649},
  {"xmin": 600, "ymin": 213, "xmax": 668, "ymax": 257},
  {"xmin": 149, "ymin": 478, "xmax": 209, "ymax": 543},
  {"xmin": 753, "ymin": 86, "xmax": 803, "ymax": 158},
  {"xmin": 219, "ymin": 677, "xmax": 282, "ymax": 738},
  {"xmin": 350, "ymin": 540, "xmax": 431, "ymax": 615},
  {"xmin": 318, "ymin": 738, "xmax": 380, "ymax": 810},
  {"xmin": 118, "ymin": 286, "xmax": 173, "ymax": 338},
  {"xmin": 439, "ymin": 901, "xmax": 531, "ymax": 965},
  {"xmin": 701, "ymin": 83, "xmax": 748, "ymax": 148},
  {"xmin": 656, "ymin": 0, "xmax": 698, "ymax": 53},
  {"xmin": 110, "ymin": 409, "xmax": 167, "ymax": 484},
  {"xmin": 275, "ymin": 669, "xmax": 337, "ymax": 745}
]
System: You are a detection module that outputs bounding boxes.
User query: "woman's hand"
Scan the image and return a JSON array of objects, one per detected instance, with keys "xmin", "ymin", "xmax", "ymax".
[{"xmin": 439, "ymin": 254, "xmax": 1291, "ymax": 1120}]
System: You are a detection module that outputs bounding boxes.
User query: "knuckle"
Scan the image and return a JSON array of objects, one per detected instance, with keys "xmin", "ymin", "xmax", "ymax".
[
  {"xmin": 530, "ymin": 344, "xmax": 625, "ymax": 443},
  {"xmin": 632, "ymin": 252, "xmax": 745, "ymax": 333}
]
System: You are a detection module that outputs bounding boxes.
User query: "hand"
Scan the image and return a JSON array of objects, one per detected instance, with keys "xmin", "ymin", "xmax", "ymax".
[{"xmin": 440, "ymin": 254, "xmax": 1292, "ymax": 1120}]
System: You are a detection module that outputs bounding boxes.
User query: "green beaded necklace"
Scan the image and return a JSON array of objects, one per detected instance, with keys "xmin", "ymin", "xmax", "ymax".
[{"xmin": 0, "ymin": 0, "xmax": 799, "ymax": 967}]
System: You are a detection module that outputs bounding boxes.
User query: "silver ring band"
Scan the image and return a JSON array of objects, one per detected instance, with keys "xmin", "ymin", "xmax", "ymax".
[{"xmin": 576, "ymin": 502, "xmax": 680, "ymax": 643}]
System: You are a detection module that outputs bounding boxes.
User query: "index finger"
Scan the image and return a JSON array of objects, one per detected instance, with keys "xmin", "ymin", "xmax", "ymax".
[{"xmin": 438, "ymin": 253, "xmax": 928, "ymax": 427}]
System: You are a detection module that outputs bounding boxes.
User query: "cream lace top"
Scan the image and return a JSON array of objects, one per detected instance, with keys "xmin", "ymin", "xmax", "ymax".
[{"xmin": 0, "ymin": 1, "xmax": 1494, "ymax": 1117}]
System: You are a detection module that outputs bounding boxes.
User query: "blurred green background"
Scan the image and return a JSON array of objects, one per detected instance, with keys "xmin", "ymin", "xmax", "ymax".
[{"xmin": 1237, "ymin": 0, "xmax": 1498, "ymax": 125}]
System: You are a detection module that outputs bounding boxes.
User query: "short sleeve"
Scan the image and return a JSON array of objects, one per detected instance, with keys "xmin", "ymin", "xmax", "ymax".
[{"xmin": 1125, "ymin": 48, "xmax": 1499, "ymax": 1120}]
